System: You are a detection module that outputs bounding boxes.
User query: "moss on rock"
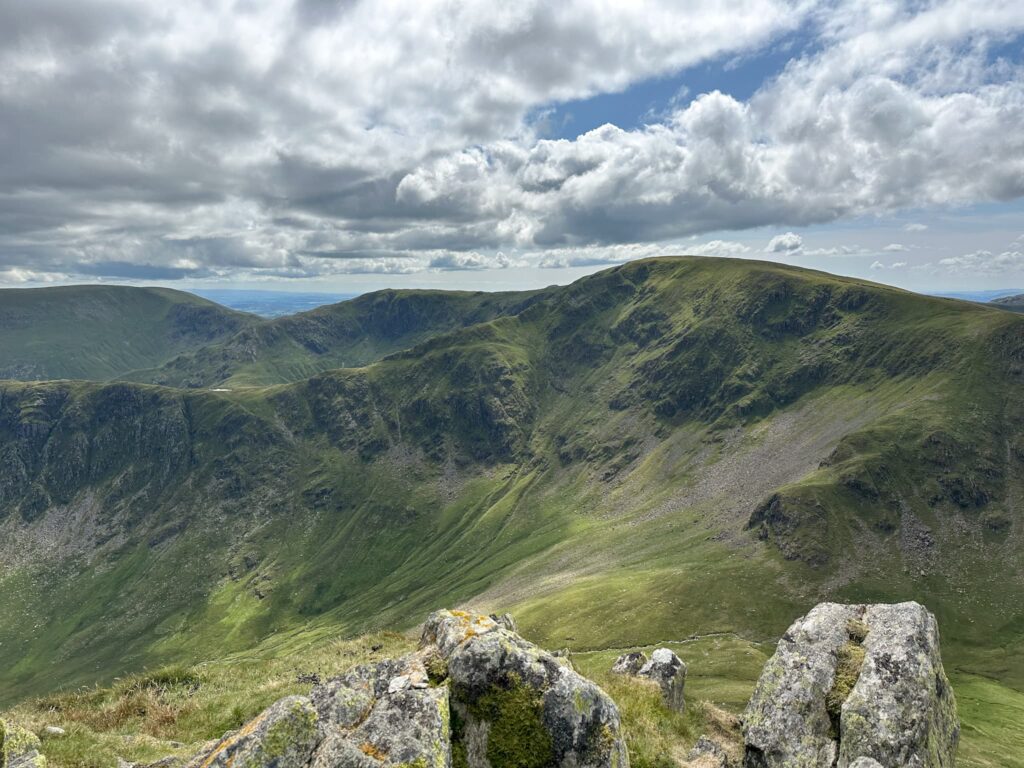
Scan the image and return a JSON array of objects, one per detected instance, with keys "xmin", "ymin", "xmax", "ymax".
[{"xmin": 459, "ymin": 675, "xmax": 553, "ymax": 768}]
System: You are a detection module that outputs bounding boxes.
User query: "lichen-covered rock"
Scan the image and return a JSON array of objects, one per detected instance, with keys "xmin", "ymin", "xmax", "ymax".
[
  {"xmin": 311, "ymin": 683, "xmax": 449, "ymax": 768},
  {"xmin": 424, "ymin": 609, "xmax": 628, "ymax": 768},
  {"xmin": 741, "ymin": 602, "xmax": 958, "ymax": 768},
  {"xmin": 638, "ymin": 648, "xmax": 686, "ymax": 713},
  {"xmin": 311, "ymin": 652, "xmax": 450, "ymax": 768},
  {"xmin": 421, "ymin": 610, "xmax": 499, "ymax": 657},
  {"xmin": 837, "ymin": 603, "xmax": 958, "ymax": 768},
  {"xmin": 611, "ymin": 652, "xmax": 647, "ymax": 675},
  {"xmin": 848, "ymin": 759, "xmax": 883, "ymax": 768},
  {"xmin": 490, "ymin": 613, "xmax": 518, "ymax": 633},
  {"xmin": 183, "ymin": 696, "xmax": 319, "ymax": 768},
  {"xmin": 685, "ymin": 736, "xmax": 732, "ymax": 768},
  {"xmin": 1, "ymin": 720, "xmax": 47, "ymax": 768},
  {"xmin": 742, "ymin": 603, "xmax": 856, "ymax": 767}
]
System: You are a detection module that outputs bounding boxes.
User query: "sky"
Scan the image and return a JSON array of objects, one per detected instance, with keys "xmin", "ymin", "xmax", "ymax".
[{"xmin": 2, "ymin": 0, "xmax": 1024, "ymax": 294}]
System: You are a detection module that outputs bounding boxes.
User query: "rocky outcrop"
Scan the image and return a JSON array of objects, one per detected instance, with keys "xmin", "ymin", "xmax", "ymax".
[
  {"xmin": 425, "ymin": 610, "xmax": 628, "ymax": 768},
  {"xmin": 610, "ymin": 647, "xmax": 686, "ymax": 712},
  {"xmin": 310, "ymin": 654, "xmax": 449, "ymax": 768},
  {"xmin": 1, "ymin": 720, "xmax": 46, "ymax": 768},
  {"xmin": 176, "ymin": 609, "xmax": 626, "ymax": 768},
  {"xmin": 611, "ymin": 652, "xmax": 647, "ymax": 675},
  {"xmin": 638, "ymin": 648, "xmax": 686, "ymax": 713},
  {"xmin": 741, "ymin": 602, "xmax": 958, "ymax": 768}
]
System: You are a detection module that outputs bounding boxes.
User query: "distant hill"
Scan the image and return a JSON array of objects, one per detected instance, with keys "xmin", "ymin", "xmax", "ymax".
[
  {"xmin": 126, "ymin": 288, "xmax": 552, "ymax": 387},
  {"xmin": 992, "ymin": 292, "xmax": 1024, "ymax": 312},
  {"xmin": 932, "ymin": 288, "xmax": 1024, "ymax": 302},
  {"xmin": 0, "ymin": 284, "xmax": 549, "ymax": 386},
  {"xmin": 0, "ymin": 285, "xmax": 256, "ymax": 381}
]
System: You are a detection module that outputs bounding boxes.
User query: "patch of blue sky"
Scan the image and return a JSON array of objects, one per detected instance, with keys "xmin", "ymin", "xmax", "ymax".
[{"xmin": 533, "ymin": 28, "xmax": 819, "ymax": 140}]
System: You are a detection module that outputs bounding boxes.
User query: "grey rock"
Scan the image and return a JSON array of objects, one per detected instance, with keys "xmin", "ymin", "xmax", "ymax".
[
  {"xmin": 743, "ymin": 603, "xmax": 857, "ymax": 767},
  {"xmin": 849, "ymin": 759, "xmax": 883, "ymax": 768},
  {"xmin": 686, "ymin": 735, "xmax": 732, "ymax": 767},
  {"xmin": 837, "ymin": 603, "xmax": 958, "ymax": 768},
  {"xmin": 183, "ymin": 695, "xmax": 319, "ymax": 768},
  {"xmin": 424, "ymin": 609, "xmax": 629, "ymax": 768},
  {"xmin": 489, "ymin": 612, "xmax": 518, "ymax": 633},
  {"xmin": 311, "ymin": 681, "xmax": 449, "ymax": 768},
  {"xmin": 311, "ymin": 653, "xmax": 450, "ymax": 768},
  {"xmin": 421, "ymin": 611, "xmax": 500, "ymax": 657},
  {"xmin": 611, "ymin": 651, "xmax": 647, "ymax": 675},
  {"xmin": 638, "ymin": 647, "xmax": 687, "ymax": 712},
  {"xmin": 742, "ymin": 602, "xmax": 958, "ymax": 768},
  {"xmin": 41, "ymin": 727, "xmax": 64, "ymax": 737}
]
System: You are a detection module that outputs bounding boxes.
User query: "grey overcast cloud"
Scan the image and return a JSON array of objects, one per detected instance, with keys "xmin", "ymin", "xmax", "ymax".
[{"xmin": 2, "ymin": 0, "xmax": 1023, "ymax": 293}]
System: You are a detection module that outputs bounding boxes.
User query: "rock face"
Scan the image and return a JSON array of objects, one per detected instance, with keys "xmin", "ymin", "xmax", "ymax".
[
  {"xmin": 177, "ymin": 609, "xmax": 627, "ymax": 768},
  {"xmin": 638, "ymin": 648, "xmax": 686, "ymax": 713},
  {"xmin": 1, "ymin": 720, "xmax": 47, "ymax": 768},
  {"xmin": 741, "ymin": 602, "xmax": 958, "ymax": 768}
]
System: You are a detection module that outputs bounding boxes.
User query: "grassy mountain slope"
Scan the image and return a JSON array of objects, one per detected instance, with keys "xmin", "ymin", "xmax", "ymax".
[
  {"xmin": 127, "ymin": 288, "xmax": 551, "ymax": 388},
  {"xmin": 1, "ymin": 257, "xmax": 1023, "ymax": 761},
  {"xmin": 0, "ymin": 286, "xmax": 256, "ymax": 381}
]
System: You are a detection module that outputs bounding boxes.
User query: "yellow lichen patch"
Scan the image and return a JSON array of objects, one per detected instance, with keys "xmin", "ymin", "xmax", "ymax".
[
  {"xmin": 359, "ymin": 741, "xmax": 389, "ymax": 760},
  {"xmin": 197, "ymin": 709, "xmax": 268, "ymax": 768}
]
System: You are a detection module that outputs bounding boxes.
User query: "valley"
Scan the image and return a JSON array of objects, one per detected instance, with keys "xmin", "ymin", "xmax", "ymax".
[{"xmin": 1, "ymin": 257, "xmax": 1023, "ymax": 763}]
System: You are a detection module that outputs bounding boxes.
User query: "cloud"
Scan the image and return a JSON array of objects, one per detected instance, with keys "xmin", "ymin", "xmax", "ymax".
[
  {"xmin": 939, "ymin": 250, "xmax": 1024, "ymax": 274},
  {"xmin": 871, "ymin": 259, "xmax": 909, "ymax": 270},
  {"xmin": 766, "ymin": 232, "xmax": 804, "ymax": 253},
  {"xmin": 1, "ymin": 0, "xmax": 1024, "ymax": 282},
  {"xmin": 428, "ymin": 251, "xmax": 510, "ymax": 270},
  {"xmin": 883, "ymin": 243, "xmax": 909, "ymax": 252},
  {"xmin": 688, "ymin": 240, "xmax": 752, "ymax": 257},
  {"xmin": 904, "ymin": 223, "xmax": 928, "ymax": 231}
]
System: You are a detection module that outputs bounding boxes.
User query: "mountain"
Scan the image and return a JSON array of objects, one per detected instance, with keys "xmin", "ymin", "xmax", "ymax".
[
  {"xmin": 0, "ymin": 285, "xmax": 256, "ymax": 381},
  {"xmin": 992, "ymin": 292, "xmax": 1024, "ymax": 312},
  {"xmin": 125, "ymin": 288, "xmax": 552, "ymax": 388},
  {"xmin": 1, "ymin": 257, "xmax": 1023, "ymax": 764}
]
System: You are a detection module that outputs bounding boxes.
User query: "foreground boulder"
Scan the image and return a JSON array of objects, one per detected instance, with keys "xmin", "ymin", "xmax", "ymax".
[
  {"xmin": 184, "ymin": 696, "xmax": 319, "ymax": 768},
  {"xmin": 425, "ymin": 610, "xmax": 629, "ymax": 768},
  {"xmin": 742, "ymin": 601, "xmax": 958, "ymax": 768},
  {"xmin": 1, "ymin": 720, "xmax": 46, "ymax": 768},
  {"xmin": 177, "ymin": 609, "xmax": 626, "ymax": 768}
]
